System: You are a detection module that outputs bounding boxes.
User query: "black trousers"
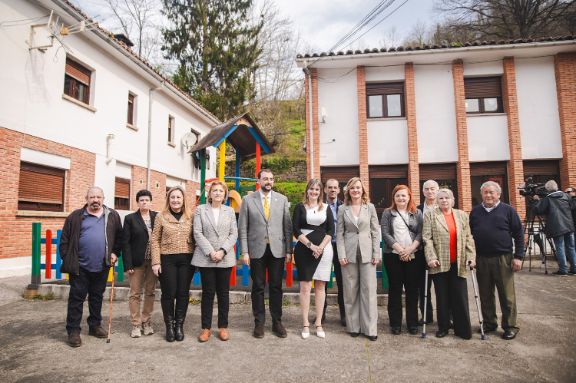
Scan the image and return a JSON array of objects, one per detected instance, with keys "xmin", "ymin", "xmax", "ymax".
[
  {"xmin": 383, "ymin": 253, "xmax": 419, "ymax": 329},
  {"xmin": 199, "ymin": 267, "xmax": 231, "ymax": 329},
  {"xmin": 432, "ymin": 263, "xmax": 472, "ymax": 339},
  {"xmin": 250, "ymin": 245, "xmax": 284, "ymax": 325},
  {"xmin": 416, "ymin": 250, "xmax": 434, "ymax": 321},
  {"xmin": 66, "ymin": 266, "xmax": 109, "ymax": 333},
  {"xmin": 158, "ymin": 254, "xmax": 195, "ymax": 321},
  {"xmin": 322, "ymin": 245, "xmax": 345, "ymax": 321}
]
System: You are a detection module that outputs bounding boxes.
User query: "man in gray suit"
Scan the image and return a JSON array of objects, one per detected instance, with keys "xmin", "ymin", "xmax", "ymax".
[{"xmin": 239, "ymin": 169, "xmax": 292, "ymax": 338}]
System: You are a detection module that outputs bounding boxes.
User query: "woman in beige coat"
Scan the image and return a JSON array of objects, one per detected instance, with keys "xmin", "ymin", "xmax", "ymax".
[
  {"xmin": 151, "ymin": 186, "xmax": 195, "ymax": 342},
  {"xmin": 336, "ymin": 177, "xmax": 381, "ymax": 341},
  {"xmin": 423, "ymin": 188, "xmax": 476, "ymax": 339},
  {"xmin": 192, "ymin": 181, "xmax": 238, "ymax": 342}
]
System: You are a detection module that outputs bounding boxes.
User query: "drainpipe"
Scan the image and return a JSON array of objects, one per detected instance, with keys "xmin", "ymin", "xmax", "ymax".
[
  {"xmin": 147, "ymin": 85, "xmax": 162, "ymax": 189},
  {"xmin": 304, "ymin": 63, "xmax": 315, "ymax": 179}
]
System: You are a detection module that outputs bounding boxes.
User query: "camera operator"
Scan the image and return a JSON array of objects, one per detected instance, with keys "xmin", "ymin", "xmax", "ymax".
[{"xmin": 533, "ymin": 180, "xmax": 576, "ymax": 276}]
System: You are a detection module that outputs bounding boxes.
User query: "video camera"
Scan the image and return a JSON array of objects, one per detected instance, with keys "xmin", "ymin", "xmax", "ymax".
[{"xmin": 518, "ymin": 177, "xmax": 548, "ymax": 199}]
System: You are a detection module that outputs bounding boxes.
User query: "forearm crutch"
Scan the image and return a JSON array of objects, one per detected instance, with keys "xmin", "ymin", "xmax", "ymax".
[
  {"xmin": 468, "ymin": 262, "xmax": 486, "ymax": 340},
  {"xmin": 106, "ymin": 261, "xmax": 116, "ymax": 344},
  {"xmin": 421, "ymin": 269, "xmax": 429, "ymax": 338}
]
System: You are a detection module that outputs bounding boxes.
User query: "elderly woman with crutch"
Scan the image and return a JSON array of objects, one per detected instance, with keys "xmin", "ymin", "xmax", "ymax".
[
  {"xmin": 381, "ymin": 184, "xmax": 423, "ymax": 336},
  {"xmin": 422, "ymin": 188, "xmax": 476, "ymax": 339},
  {"xmin": 151, "ymin": 186, "xmax": 195, "ymax": 342}
]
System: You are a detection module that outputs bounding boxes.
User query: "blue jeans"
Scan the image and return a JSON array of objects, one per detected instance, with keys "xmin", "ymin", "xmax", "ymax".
[{"xmin": 553, "ymin": 233, "xmax": 576, "ymax": 273}]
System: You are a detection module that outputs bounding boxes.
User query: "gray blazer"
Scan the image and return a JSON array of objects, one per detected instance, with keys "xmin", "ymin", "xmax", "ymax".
[
  {"xmin": 336, "ymin": 203, "xmax": 381, "ymax": 263},
  {"xmin": 192, "ymin": 204, "xmax": 238, "ymax": 268},
  {"xmin": 238, "ymin": 190, "xmax": 292, "ymax": 259},
  {"xmin": 380, "ymin": 209, "xmax": 423, "ymax": 254}
]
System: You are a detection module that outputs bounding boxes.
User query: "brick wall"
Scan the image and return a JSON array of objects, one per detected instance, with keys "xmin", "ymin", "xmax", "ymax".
[
  {"xmin": 356, "ymin": 66, "xmax": 370, "ymax": 195},
  {"xmin": 405, "ymin": 63, "xmax": 421, "ymax": 205},
  {"xmin": 304, "ymin": 69, "xmax": 321, "ymax": 180},
  {"xmin": 555, "ymin": 53, "xmax": 576, "ymax": 189},
  {"xmin": 452, "ymin": 60, "xmax": 472, "ymax": 212},
  {"xmin": 0, "ymin": 128, "xmax": 94, "ymax": 259},
  {"xmin": 502, "ymin": 57, "xmax": 526, "ymax": 219}
]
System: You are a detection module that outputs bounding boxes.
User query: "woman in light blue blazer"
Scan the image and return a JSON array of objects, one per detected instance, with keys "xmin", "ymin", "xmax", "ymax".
[
  {"xmin": 336, "ymin": 177, "xmax": 382, "ymax": 341},
  {"xmin": 192, "ymin": 181, "xmax": 238, "ymax": 342}
]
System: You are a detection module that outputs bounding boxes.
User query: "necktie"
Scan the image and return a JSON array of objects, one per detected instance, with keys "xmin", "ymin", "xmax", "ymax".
[{"xmin": 263, "ymin": 196, "xmax": 270, "ymax": 220}]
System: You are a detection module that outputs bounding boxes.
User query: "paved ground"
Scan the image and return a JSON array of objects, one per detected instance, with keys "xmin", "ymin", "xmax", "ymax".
[{"xmin": 0, "ymin": 265, "xmax": 575, "ymax": 383}]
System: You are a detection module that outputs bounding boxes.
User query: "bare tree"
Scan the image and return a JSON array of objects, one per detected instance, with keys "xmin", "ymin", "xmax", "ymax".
[
  {"xmin": 403, "ymin": 20, "xmax": 433, "ymax": 46},
  {"xmin": 377, "ymin": 26, "xmax": 401, "ymax": 48},
  {"xmin": 435, "ymin": 0, "xmax": 576, "ymax": 39}
]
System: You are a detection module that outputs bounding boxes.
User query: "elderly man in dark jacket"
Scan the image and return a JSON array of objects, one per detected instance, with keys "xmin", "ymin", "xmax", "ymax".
[
  {"xmin": 59, "ymin": 186, "xmax": 123, "ymax": 347},
  {"xmin": 533, "ymin": 180, "xmax": 576, "ymax": 276}
]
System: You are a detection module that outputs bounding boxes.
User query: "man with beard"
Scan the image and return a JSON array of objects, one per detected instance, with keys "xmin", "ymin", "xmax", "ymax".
[
  {"xmin": 59, "ymin": 186, "xmax": 123, "ymax": 347},
  {"xmin": 239, "ymin": 169, "xmax": 292, "ymax": 338}
]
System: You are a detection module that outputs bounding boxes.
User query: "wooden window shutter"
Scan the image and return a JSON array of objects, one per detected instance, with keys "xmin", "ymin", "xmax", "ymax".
[
  {"xmin": 320, "ymin": 166, "xmax": 360, "ymax": 183},
  {"xmin": 115, "ymin": 178, "xmax": 130, "ymax": 198},
  {"xmin": 366, "ymin": 82, "xmax": 404, "ymax": 96},
  {"xmin": 523, "ymin": 160, "xmax": 560, "ymax": 176},
  {"xmin": 18, "ymin": 162, "xmax": 65, "ymax": 210},
  {"xmin": 470, "ymin": 162, "xmax": 507, "ymax": 176},
  {"xmin": 65, "ymin": 58, "xmax": 91, "ymax": 85},
  {"xmin": 369, "ymin": 165, "xmax": 408, "ymax": 178},
  {"xmin": 464, "ymin": 77, "xmax": 502, "ymax": 98},
  {"xmin": 419, "ymin": 163, "xmax": 457, "ymax": 180}
]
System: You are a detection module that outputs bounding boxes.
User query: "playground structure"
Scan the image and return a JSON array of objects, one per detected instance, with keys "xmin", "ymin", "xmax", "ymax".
[{"xmin": 25, "ymin": 113, "xmax": 390, "ymax": 293}]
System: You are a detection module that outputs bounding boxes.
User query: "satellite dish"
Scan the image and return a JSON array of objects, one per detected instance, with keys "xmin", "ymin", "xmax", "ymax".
[{"xmin": 181, "ymin": 132, "xmax": 199, "ymax": 151}]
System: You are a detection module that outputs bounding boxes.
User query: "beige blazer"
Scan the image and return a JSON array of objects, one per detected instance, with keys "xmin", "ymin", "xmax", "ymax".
[
  {"xmin": 336, "ymin": 203, "xmax": 381, "ymax": 263},
  {"xmin": 422, "ymin": 208, "xmax": 476, "ymax": 278},
  {"xmin": 191, "ymin": 204, "xmax": 238, "ymax": 268},
  {"xmin": 150, "ymin": 211, "xmax": 194, "ymax": 265}
]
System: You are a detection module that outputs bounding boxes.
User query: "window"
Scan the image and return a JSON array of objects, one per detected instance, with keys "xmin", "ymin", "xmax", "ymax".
[
  {"xmin": 366, "ymin": 82, "xmax": 405, "ymax": 118},
  {"xmin": 64, "ymin": 58, "xmax": 91, "ymax": 104},
  {"xmin": 127, "ymin": 92, "xmax": 136, "ymax": 126},
  {"xmin": 18, "ymin": 162, "xmax": 65, "ymax": 212},
  {"xmin": 168, "ymin": 115, "xmax": 175, "ymax": 145},
  {"xmin": 419, "ymin": 163, "xmax": 459, "ymax": 209},
  {"xmin": 320, "ymin": 166, "xmax": 360, "ymax": 202},
  {"xmin": 114, "ymin": 177, "xmax": 131, "ymax": 210},
  {"xmin": 464, "ymin": 77, "xmax": 503, "ymax": 114},
  {"xmin": 369, "ymin": 165, "xmax": 408, "ymax": 215},
  {"xmin": 470, "ymin": 162, "xmax": 509, "ymax": 206}
]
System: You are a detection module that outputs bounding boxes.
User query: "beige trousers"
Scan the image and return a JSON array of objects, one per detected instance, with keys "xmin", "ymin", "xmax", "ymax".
[
  {"xmin": 128, "ymin": 260, "xmax": 157, "ymax": 326},
  {"xmin": 342, "ymin": 253, "xmax": 378, "ymax": 337}
]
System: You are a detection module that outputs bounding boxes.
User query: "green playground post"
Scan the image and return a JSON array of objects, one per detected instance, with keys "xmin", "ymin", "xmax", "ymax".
[{"xmin": 30, "ymin": 222, "xmax": 41, "ymax": 288}]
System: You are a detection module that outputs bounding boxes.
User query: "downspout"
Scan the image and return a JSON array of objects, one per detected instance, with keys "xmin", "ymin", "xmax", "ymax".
[
  {"xmin": 304, "ymin": 63, "xmax": 315, "ymax": 179},
  {"xmin": 147, "ymin": 85, "xmax": 162, "ymax": 189}
]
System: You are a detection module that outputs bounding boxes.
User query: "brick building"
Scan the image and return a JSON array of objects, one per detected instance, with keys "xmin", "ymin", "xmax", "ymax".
[
  {"xmin": 0, "ymin": 0, "xmax": 218, "ymax": 272},
  {"xmin": 297, "ymin": 37, "xmax": 576, "ymax": 218}
]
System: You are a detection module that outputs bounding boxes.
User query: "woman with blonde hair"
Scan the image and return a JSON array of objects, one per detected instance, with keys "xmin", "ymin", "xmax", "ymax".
[
  {"xmin": 336, "ymin": 177, "xmax": 381, "ymax": 341},
  {"xmin": 292, "ymin": 179, "xmax": 334, "ymax": 339},
  {"xmin": 151, "ymin": 186, "xmax": 195, "ymax": 342},
  {"xmin": 423, "ymin": 188, "xmax": 476, "ymax": 339},
  {"xmin": 192, "ymin": 181, "xmax": 238, "ymax": 342}
]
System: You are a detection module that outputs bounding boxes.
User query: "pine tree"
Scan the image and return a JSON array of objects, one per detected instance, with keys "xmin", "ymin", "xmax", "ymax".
[{"xmin": 161, "ymin": 0, "xmax": 262, "ymax": 120}]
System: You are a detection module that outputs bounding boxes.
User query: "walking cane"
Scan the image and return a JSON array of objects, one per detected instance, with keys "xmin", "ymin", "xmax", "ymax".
[
  {"xmin": 468, "ymin": 261, "xmax": 486, "ymax": 340},
  {"xmin": 106, "ymin": 260, "xmax": 116, "ymax": 344},
  {"xmin": 421, "ymin": 269, "xmax": 429, "ymax": 338}
]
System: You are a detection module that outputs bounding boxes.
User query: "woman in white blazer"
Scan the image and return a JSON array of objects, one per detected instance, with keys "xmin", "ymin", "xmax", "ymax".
[
  {"xmin": 336, "ymin": 177, "xmax": 382, "ymax": 341},
  {"xmin": 192, "ymin": 181, "xmax": 238, "ymax": 342}
]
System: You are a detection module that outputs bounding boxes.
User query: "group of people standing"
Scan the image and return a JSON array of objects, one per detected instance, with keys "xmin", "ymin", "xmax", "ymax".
[{"xmin": 59, "ymin": 170, "xmax": 525, "ymax": 347}]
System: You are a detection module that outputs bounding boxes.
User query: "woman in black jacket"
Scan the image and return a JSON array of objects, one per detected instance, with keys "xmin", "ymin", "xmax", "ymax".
[{"xmin": 123, "ymin": 189, "xmax": 158, "ymax": 338}]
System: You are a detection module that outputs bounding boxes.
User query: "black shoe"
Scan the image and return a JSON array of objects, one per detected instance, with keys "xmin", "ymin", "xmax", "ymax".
[
  {"xmin": 272, "ymin": 321, "xmax": 287, "ymax": 338},
  {"xmin": 253, "ymin": 324, "xmax": 264, "ymax": 339},
  {"xmin": 349, "ymin": 332, "xmax": 361, "ymax": 337},
  {"xmin": 408, "ymin": 327, "xmax": 419, "ymax": 335},
  {"xmin": 174, "ymin": 319, "xmax": 184, "ymax": 342},
  {"xmin": 366, "ymin": 335, "xmax": 377, "ymax": 341},
  {"xmin": 165, "ymin": 320, "xmax": 175, "ymax": 342},
  {"xmin": 390, "ymin": 327, "xmax": 401, "ymax": 335},
  {"xmin": 569, "ymin": 270, "xmax": 576, "ymax": 275},
  {"xmin": 502, "ymin": 328, "xmax": 518, "ymax": 340},
  {"xmin": 553, "ymin": 271, "xmax": 568, "ymax": 276},
  {"xmin": 88, "ymin": 325, "xmax": 107, "ymax": 338},
  {"xmin": 435, "ymin": 330, "xmax": 448, "ymax": 338},
  {"xmin": 67, "ymin": 331, "xmax": 82, "ymax": 347}
]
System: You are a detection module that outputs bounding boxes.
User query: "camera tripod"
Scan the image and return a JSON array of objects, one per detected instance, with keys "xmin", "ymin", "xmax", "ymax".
[{"xmin": 522, "ymin": 209, "xmax": 556, "ymax": 274}]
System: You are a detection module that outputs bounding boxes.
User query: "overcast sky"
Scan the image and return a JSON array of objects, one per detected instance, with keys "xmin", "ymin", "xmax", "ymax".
[{"xmin": 73, "ymin": 0, "xmax": 440, "ymax": 53}]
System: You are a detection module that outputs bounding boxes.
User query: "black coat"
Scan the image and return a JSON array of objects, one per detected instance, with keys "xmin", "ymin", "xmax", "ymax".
[
  {"xmin": 122, "ymin": 210, "xmax": 157, "ymax": 270},
  {"xmin": 533, "ymin": 191, "xmax": 575, "ymax": 237},
  {"xmin": 59, "ymin": 205, "xmax": 123, "ymax": 275}
]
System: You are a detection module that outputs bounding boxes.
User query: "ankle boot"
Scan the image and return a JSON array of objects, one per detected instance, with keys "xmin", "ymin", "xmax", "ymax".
[
  {"xmin": 174, "ymin": 318, "xmax": 184, "ymax": 341},
  {"xmin": 165, "ymin": 318, "xmax": 175, "ymax": 342}
]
